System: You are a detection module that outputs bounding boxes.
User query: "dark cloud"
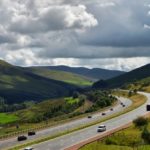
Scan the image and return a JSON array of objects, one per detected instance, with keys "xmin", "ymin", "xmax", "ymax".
[
  {"xmin": 79, "ymin": 0, "xmax": 150, "ymax": 47},
  {"xmin": 0, "ymin": 34, "xmax": 16, "ymax": 44}
]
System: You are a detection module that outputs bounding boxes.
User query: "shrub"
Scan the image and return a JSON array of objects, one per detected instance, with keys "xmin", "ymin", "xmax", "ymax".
[
  {"xmin": 105, "ymin": 137, "xmax": 118, "ymax": 145},
  {"xmin": 133, "ymin": 117, "xmax": 148, "ymax": 127},
  {"xmin": 141, "ymin": 126, "xmax": 150, "ymax": 143}
]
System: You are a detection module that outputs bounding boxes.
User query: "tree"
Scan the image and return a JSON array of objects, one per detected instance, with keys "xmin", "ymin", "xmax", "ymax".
[
  {"xmin": 141, "ymin": 126, "xmax": 150, "ymax": 143},
  {"xmin": 128, "ymin": 91, "xmax": 133, "ymax": 97},
  {"xmin": 133, "ymin": 89, "xmax": 137, "ymax": 94},
  {"xmin": 72, "ymin": 91, "xmax": 79, "ymax": 99},
  {"xmin": 133, "ymin": 117, "xmax": 148, "ymax": 127}
]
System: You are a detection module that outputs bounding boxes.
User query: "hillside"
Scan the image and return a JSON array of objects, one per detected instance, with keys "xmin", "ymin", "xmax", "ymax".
[
  {"xmin": 93, "ymin": 64, "xmax": 150, "ymax": 88},
  {"xmin": 124, "ymin": 76, "xmax": 150, "ymax": 92},
  {"xmin": 0, "ymin": 60, "xmax": 76, "ymax": 104},
  {"xmin": 27, "ymin": 67, "xmax": 93, "ymax": 86},
  {"xmin": 32, "ymin": 65, "xmax": 125, "ymax": 81}
]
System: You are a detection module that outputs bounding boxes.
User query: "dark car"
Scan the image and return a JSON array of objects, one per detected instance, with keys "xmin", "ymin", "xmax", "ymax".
[
  {"xmin": 88, "ymin": 115, "xmax": 92, "ymax": 118},
  {"xmin": 102, "ymin": 112, "xmax": 106, "ymax": 116},
  {"xmin": 17, "ymin": 135, "xmax": 27, "ymax": 141},
  {"xmin": 24, "ymin": 147, "xmax": 34, "ymax": 150},
  {"xmin": 120, "ymin": 102, "xmax": 124, "ymax": 105},
  {"xmin": 122, "ymin": 104, "xmax": 126, "ymax": 107},
  {"xmin": 110, "ymin": 108, "xmax": 113, "ymax": 111},
  {"xmin": 28, "ymin": 131, "xmax": 36, "ymax": 136}
]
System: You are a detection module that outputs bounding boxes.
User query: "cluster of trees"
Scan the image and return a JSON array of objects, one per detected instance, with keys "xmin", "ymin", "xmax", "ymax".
[
  {"xmin": 44, "ymin": 95, "xmax": 85, "ymax": 118},
  {"xmin": 128, "ymin": 89, "xmax": 137, "ymax": 97},
  {"xmin": 85, "ymin": 90, "xmax": 117, "ymax": 113},
  {"xmin": 0, "ymin": 97, "xmax": 34, "ymax": 113}
]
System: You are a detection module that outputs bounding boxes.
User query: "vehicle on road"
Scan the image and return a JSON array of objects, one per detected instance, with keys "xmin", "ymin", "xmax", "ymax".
[
  {"xmin": 28, "ymin": 131, "xmax": 36, "ymax": 136},
  {"xmin": 120, "ymin": 102, "xmax": 124, "ymax": 105},
  {"xmin": 24, "ymin": 147, "xmax": 34, "ymax": 150},
  {"xmin": 97, "ymin": 125, "xmax": 106, "ymax": 132},
  {"xmin": 102, "ymin": 112, "xmax": 106, "ymax": 116},
  {"xmin": 88, "ymin": 115, "xmax": 92, "ymax": 118},
  {"xmin": 17, "ymin": 135, "xmax": 27, "ymax": 141},
  {"xmin": 122, "ymin": 104, "xmax": 126, "ymax": 107},
  {"xmin": 110, "ymin": 108, "xmax": 113, "ymax": 111}
]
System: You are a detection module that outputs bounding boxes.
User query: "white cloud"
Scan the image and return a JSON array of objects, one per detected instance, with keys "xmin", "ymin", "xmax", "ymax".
[
  {"xmin": 97, "ymin": 2, "xmax": 116, "ymax": 7},
  {"xmin": 9, "ymin": 4, "xmax": 98, "ymax": 33}
]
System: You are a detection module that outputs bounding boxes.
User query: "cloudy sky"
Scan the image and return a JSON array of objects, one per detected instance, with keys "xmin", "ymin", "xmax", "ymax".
[{"xmin": 0, "ymin": 0, "xmax": 150, "ymax": 71}]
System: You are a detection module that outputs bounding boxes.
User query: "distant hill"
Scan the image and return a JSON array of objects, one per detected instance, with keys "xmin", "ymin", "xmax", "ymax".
[
  {"xmin": 31, "ymin": 65, "xmax": 125, "ymax": 81},
  {"xmin": 93, "ymin": 64, "xmax": 150, "ymax": 88},
  {"xmin": 27, "ymin": 67, "xmax": 93, "ymax": 86},
  {"xmin": 0, "ymin": 60, "xmax": 77, "ymax": 104}
]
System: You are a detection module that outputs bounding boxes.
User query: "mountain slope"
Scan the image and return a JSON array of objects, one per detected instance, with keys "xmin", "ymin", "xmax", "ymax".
[
  {"xmin": 94, "ymin": 64, "xmax": 150, "ymax": 88},
  {"xmin": 32, "ymin": 65, "xmax": 125, "ymax": 81},
  {"xmin": 27, "ymin": 67, "xmax": 93, "ymax": 86},
  {"xmin": 123, "ymin": 76, "xmax": 150, "ymax": 92},
  {"xmin": 0, "ymin": 60, "xmax": 76, "ymax": 104}
]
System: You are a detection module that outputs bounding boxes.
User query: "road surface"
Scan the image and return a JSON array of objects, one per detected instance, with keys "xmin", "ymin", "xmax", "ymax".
[
  {"xmin": 31, "ymin": 92, "xmax": 150, "ymax": 150},
  {"xmin": 0, "ymin": 97, "xmax": 131, "ymax": 150}
]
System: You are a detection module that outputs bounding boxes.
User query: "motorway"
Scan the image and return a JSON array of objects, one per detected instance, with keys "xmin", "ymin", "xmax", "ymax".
[
  {"xmin": 31, "ymin": 92, "xmax": 150, "ymax": 150},
  {"xmin": 0, "ymin": 97, "xmax": 132, "ymax": 150}
]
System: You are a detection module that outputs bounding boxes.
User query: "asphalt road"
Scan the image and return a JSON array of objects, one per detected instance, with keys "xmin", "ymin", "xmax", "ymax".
[
  {"xmin": 31, "ymin": 92, "xmax": 150, "ymax": 150},
  {"xmin": 0, "ymin": 97, "xmax": 132, "ymax": 150}
]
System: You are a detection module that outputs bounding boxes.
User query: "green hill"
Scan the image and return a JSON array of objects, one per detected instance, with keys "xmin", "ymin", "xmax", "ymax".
[
  {"xmin": 93, "ymin": 64, "xmax": 150, "ymax": 89},
  {"xmin": 27, "ymin": 67, "xmax": 93, "ymax": 86},
  {"xmin": 33, "ymin": 65, "xmax": 125, "ymax": 81},
  {"xmin": 0, "ymin": 60, "xmax": 76, "ymax": 104}
]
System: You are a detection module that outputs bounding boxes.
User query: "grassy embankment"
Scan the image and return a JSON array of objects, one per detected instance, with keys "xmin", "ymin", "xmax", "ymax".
[
  {"xmin": 8, "ymin": 91, "xmax": 147, "ymax": 150},
  {"xmin": 80, "ymin": 122, "xmax": 150, "ymax": 150}
]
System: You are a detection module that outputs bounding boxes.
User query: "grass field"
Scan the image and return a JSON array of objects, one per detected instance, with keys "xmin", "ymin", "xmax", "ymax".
[
  {"xmin": 81, "ymin": 142, "xmax": 150, "ymax": 150},
  {"xmin": 0, "ymin": 113, "xmax": 19, "ymax": 124},
  {"xmin": 81, "ymin": 142, "xmax": 132, "ymax": 150},
  {"xmin": 65, "ymin": 97, "xmax": 79, "ymax": 104}
]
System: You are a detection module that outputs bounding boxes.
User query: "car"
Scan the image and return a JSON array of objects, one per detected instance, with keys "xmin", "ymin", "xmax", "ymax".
[
  {"xmin": 17, "ymin": 135, "xmax": 27, "ymax": 141},
  {"xmin": 97, "ymin": 125, "xmax": 106, "ymax": 132},
  {"xmin": 88, "ymin": 115, "xmax": 92, "ymax": 118},
  {"xmin": 102, "ymin": 112, "xmax": 106, "ymax": 116},
  {"xmin": 122, "ymin": 104, "xmax": 126, "ymax": 107},
  {"xmin": 120, "ymin": 102, "xmax": 124, "ymax": 105},
  {"xmin": 28, "ymin": 131, "xmax": 36, "ymax": 136},
  {"xmin": 24, "ymin": 147, "xmax": 34, "ymax": 150},
  {"xmin": 110, "ymin": 108, "xmax": 113, "ymax": 111}
]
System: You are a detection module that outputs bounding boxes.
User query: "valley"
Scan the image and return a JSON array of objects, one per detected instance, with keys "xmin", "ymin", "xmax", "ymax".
[{"xmin": 1, "ymin": 60, "xmax": 150, "ymax": 150}]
